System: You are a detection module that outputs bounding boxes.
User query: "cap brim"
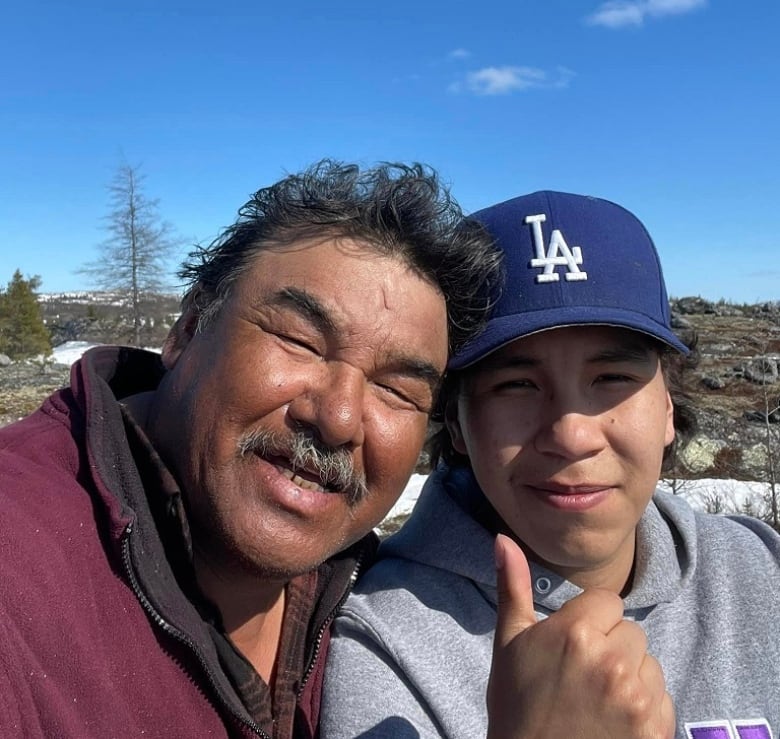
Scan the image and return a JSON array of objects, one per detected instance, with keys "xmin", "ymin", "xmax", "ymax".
[{"xmin": 449, "ymin": 306, "xmax": 690, "ymax": 370}]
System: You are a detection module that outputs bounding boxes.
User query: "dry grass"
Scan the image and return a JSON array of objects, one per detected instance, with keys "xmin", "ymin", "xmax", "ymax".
[{"xmin": 0, "ymin": 363, "xmax": 70, "ymax": 427}]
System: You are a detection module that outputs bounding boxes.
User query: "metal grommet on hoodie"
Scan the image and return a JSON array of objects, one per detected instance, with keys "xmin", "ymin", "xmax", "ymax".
[{"xmin": 534, "ymin": 576, "xmax": 552, "ymax": 595}]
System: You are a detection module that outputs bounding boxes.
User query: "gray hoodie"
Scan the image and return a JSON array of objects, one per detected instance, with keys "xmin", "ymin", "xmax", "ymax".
[{"xmin": 322, "ymin": 466, "xmax": 780, "ymax": 739}]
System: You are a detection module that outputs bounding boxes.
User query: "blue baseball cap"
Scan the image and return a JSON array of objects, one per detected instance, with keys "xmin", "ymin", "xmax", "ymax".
[{"xmin": 449, "ymin": 190, "xmax": 688, "ymax": 370}]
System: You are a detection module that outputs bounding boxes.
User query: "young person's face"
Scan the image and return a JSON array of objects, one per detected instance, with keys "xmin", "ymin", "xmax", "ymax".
[{"xmin": 448, "ymin": 325, "xmax": 675, "ymax": 592}]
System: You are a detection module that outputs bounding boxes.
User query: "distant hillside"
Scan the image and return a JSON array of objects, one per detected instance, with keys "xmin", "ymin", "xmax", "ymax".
[
  {"xmin": 660, "ymin": 297, "xmax": 780, "ymax": 486},
  {"xmin": 38, "ymin": 290, "xmax": 182, "ymax": 348}
]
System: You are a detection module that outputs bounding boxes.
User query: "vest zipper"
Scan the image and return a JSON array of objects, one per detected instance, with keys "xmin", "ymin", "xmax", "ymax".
[
  {"xmin": 297, "ymin": 547, "xmax": 367, "ymax": 697},
  {"xmin": 120, "ymin": 523, "xmax": 270, "ymax": 739}
]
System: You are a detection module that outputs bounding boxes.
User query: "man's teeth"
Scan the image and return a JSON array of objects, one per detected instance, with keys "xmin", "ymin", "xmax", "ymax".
[{"xmin": 274, "ymin": 464, "xmax": 328, "ymax": 492}]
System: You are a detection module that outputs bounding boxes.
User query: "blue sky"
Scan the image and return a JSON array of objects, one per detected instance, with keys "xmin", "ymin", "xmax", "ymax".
[{"xmin": 2, "ymin": 0, "xmax": 778, "ymax": 302}]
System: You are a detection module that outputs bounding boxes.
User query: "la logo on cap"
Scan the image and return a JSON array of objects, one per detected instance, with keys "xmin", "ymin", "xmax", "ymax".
[{"xmin": 525, "ymin": 213, "xmax": 588, "ymax": 284}]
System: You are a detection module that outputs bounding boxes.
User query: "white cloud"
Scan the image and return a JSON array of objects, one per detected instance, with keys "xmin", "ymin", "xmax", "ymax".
[
  {"xmin": 453, "ymin": 65, "xmax": 573, "ymax": 96},
  {"xmin": 587, "ymin": 2, "xmax": 645, "ymax": 27},
  {"xmin": 649, "ymin": 0, "xmax": 707, "ymax": 12},
  {"xmin": 586, "ymin": 0, "xmax": 707, "ymax": 28},
  {"xmin": 552, "ymin": 66, "xmax": 576, "ymax": 89},
  {"xmin": 448, "ymin": 48, "xmax": 471, "ymax": 60}
]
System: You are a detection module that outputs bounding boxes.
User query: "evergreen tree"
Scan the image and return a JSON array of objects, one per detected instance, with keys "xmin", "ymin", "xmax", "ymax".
[
  {"xmin": 78, "ymin": 162, "xmax": 180, "ymax": 346},
  {"xmin": 0, "ymin": 270, "xmax": 52, "ymax": 360}
]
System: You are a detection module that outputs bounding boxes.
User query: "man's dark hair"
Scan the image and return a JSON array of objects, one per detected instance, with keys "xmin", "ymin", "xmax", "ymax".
[
  {"xmin": 427, "ymin": 328, "xmax": 700, "ymax": 473},
  {"xmin": 179, "ymin": 159, "xmax": 503, "ymax": 357}
]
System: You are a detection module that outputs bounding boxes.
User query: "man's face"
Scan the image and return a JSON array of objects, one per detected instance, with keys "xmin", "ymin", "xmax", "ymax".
[
  {"xmin": 449, "ymin": 325, "xmax": 674, "ymax": 591},
  {"xmin": 149, "ymin": 237, "xmax": 448, "ymax": 580}
]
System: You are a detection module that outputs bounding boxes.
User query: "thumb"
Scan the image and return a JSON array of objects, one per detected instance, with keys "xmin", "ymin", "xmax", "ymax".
[{"xmin": 494, "ymin": 533, "xmax": 537, "ymax": 650}]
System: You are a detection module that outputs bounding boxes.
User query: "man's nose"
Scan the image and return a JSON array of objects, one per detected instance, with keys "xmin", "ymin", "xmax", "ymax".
[{"xmin": 287, "ymin": 364, "xmax": 366, "ymax": 449}]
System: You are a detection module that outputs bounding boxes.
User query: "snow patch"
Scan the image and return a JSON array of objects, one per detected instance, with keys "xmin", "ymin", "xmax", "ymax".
[
  {"xmin": 50, "ymin": 342, "xmax": 161, "ymax": 366},
  {"xmin": 51, "ymin": 341, "xmax": 102, "ymax": 366}
]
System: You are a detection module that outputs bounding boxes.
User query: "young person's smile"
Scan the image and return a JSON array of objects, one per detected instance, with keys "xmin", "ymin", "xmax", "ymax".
[
  {"xmin": 524, "ymin": 482, "xmax": 614, "ymax": 512},
  {"xmin": 450, "ymin": 325, "xmax": 675, "ymax": 591}
]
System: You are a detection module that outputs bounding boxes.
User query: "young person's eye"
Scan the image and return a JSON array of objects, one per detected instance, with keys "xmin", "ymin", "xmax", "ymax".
[
  {"xmin": 595, "ymin": 373, "xmax": 633, "ymax": 384},
  {"xmin": 491, "ymin": 378, "xmax": 537, "ymax": 392}
]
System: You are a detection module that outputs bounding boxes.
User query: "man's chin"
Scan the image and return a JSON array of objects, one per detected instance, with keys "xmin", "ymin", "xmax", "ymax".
[{"xmin": 230, "ymin": 537, "xmax": 354, "ymax": 581}]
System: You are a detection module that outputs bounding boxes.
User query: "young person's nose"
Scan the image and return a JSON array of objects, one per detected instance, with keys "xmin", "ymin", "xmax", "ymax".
[{"xmin": 533, "ymin": 400, "xmax": 606, "ymax": 460}]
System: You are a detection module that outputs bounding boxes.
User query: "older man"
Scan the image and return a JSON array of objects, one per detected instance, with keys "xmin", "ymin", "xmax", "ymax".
[{"xmin": 0, "ymin": 160, "xmax": 501, "ymax": 738}]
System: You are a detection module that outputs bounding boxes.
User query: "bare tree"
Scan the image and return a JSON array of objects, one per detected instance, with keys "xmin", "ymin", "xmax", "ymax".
[
  {"xmin": 759, "ymin": 372, "xmax": 780, "ymax": 531},
  {"xmin": 745, "ymin": 336, "xmax": 780, "ymax": 531},
  {"xmin": 79, "ymin": 162, "xmax": 180, "ymax": 346}
]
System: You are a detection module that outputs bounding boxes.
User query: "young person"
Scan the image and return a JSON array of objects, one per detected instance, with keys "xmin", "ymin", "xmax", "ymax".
[{"xmin": 322, "ymin": 191, "xmax": 780, "ymax": 739}]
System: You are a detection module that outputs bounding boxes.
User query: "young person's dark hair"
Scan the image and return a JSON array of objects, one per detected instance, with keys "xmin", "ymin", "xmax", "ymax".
[{"xmin": 658, "ymin": 328, "xmax": 699, "ymax": 472}]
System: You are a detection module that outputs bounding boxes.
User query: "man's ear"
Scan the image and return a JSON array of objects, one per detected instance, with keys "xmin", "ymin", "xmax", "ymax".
[
  {"xmin": 161, "ymin": 290, "xmax": 202, "ymax": 370},
  {"xmin": 444, "ymin": 400, "xmax": 469, "ymax": 456}
]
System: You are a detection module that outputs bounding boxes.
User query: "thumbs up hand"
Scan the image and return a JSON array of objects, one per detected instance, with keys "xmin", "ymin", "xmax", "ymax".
[{"xmin": 486, "ymin": 534, "xmax": 675, "ymax": 739}]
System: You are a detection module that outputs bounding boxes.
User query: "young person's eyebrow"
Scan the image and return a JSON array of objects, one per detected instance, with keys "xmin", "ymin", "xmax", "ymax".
[
  {"xmin": 479, "ymin": 353, "xmax": 539, "ymax": 371},
  {"xmin": 588, "ymin": 343, "xmax": 655, "ymax": 364},
  {"xmin": 478, "ymin": 338, "xmax": 656, "ymax": 370},
  {"xmin": 269, "ymin": 287, "xmax": 338, "ymax": 334},
  {"xmin": 588, "ymin": 341, "xmax": 656, "ymax": 363}
]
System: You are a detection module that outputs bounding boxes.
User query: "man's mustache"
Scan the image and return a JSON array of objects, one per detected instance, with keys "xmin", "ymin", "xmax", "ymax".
[{"xmin": 238, "ymin": 427, "xmax": 368, "ymax": 506}]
